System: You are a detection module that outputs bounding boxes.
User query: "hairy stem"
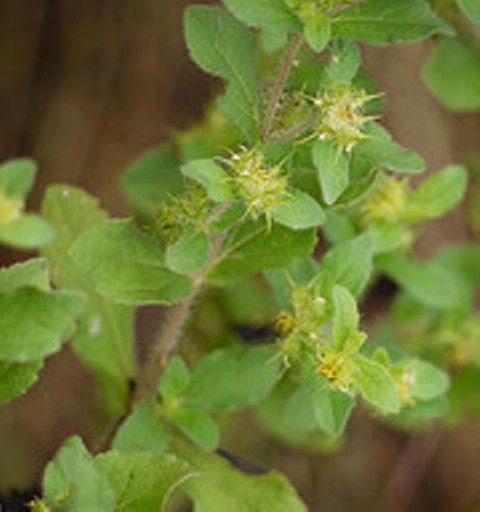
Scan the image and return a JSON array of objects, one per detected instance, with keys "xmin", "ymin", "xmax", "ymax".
[
  {"xmin": 261, "ymin": 34, "xmax": 303, "ymax": 142},
  {"xmin": 132, "ymin": 289, "xmax": 199, "ymax": 405}
]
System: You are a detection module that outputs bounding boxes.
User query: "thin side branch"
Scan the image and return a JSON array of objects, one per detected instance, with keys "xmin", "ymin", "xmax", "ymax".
[{"xmin": 261, "ymin": 34, "xmax": 303, "ymax": 142}]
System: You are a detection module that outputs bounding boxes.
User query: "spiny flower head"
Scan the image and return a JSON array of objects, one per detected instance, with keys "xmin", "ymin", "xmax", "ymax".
[
  {"xmin": 227, "ymin": 147, "xmax": 288, "ymax": 224},
  {"xmin": 313, "ymin": 83, "xmax": 377, "ymax": 152},
  {"xmin": 361, "ymin": 177, "xmax": 408, "ymax": 223},
  {"xmin": 0, "ymin": 188, "xmax": 23, "ymax": 225},
  {"xmin": 286, "ymin": 0, "xmax": 358, "ymax": 19},
  {"xmin": 150, "ymin": 183, "xmax": 209, "ymax": 243}
]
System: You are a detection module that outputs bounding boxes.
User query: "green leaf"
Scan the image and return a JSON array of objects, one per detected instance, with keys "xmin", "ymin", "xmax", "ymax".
[
  {"xmin": 332, "ymin": 284, "xmax": 363, "ymax": 352},
  {"xmin": 320, "ymin": 234, "xmax": 374, "ymax": 297},
  {"xmin": 0, "ymin": 214, "xmax": 54, "ymax": 249},
  {"xmin": 182, "ymin": 450, "xmax": 307, "ymax": 512},
  {"xmin": 312, "ymin": 140, "xmax": 350, "ymax": 205},
  {"xmin": 354, "ymin": 355, "xmax": 400, "ymax": 414},
  {"xmin": 170, "ymin": 408, "xmax": 219, "ymax": 451},
  {"xmin": 0, "ymin": 360, "xmax": 43, "ymax": 404},
  {"xmin": 181, "ymin": 159, "xmax": 235, "ymax": 202},
  {"xmin": 272, "ymin": 190, "xmax": 325, "ymax": 230},
  {"xmin": 221, "ymin": 0, "xmax": 301, "ymax": 33},
  {"xmin": 70, "ymin": 219, "xmax": 192, "ymax": 305},
  {"xmin": 423, "ymin": 38, "xmax": 480, "ymax": 111},
  {"xmin": 95, "ymin": 451, "xmax": 193, "ymax": 512},
  {"xmin": 166, "ymin": 229, "xmax": 209, "ymax": 274},
  {"xmin": 457, "ymin": 0, "xmax": 480, "ymax": 23},
  {"xmin": 332, "ymin": 0, "xmax": 454, "ymax": 45},
  {"xmin": 310, "ymin": 382, "xmax": 354, "ymax": 437},
  {"xmin": 113, "ymin": 404, "xmax": 168, "ymax": 455},
  {"xmin": 354, "ymin": 123, "xmax": 425, "ymax": 174},
  {"xmin": 0, "ymin": 158, "xmax": 37, "ymax": 198},
  {"xmin": 159, "ymin": 356, "xmax": 191, "ymax": 399},
  {"xmin": 403, "ymin": 165, "xmax": 467, "ymax": 221},
  {"xmin": 184, "ymin": 6, "xmax": 260, "ymax": 142},
  {"xmin": 43, "ymin": 437, "xmax": 114, "ymax": 512},
  {"xmin": 184, "ymin": 346, "xmax": 279, "ymax": 411},
  {"xmin": 411, "ymin": 360, "xmax": 449, "ymax": 402},
  {"xmin": 41, "ymin": 185, "xmax": 135, "ymax": 413},
  {"xmin": 208, "ymin": 220, "xmax": 316, "ymax": 285},
  {"xmin": 0, "ymin": 288, "xmax": 83, "ymax": 362},
  {"xmin": 326, "ymin": 40, "xmax": 361, "ymax": 84},
  {"xmin": 121, "ymin": 146, "xmax": 183, "ymax": 217},
  {"xmin": 304, "ymin": 12, "xmax": 331, "ymax": 53},
  {"xmin": 376, "ymin": 253, "xmax": 463, "ymax": 309},
  {"xmin": 0, "ymin": 259, "xmax": 50, "ymax": 293}
]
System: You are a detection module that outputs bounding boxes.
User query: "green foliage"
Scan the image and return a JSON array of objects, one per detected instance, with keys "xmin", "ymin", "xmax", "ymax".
[
  {"xmin": 184, "ymin": 6, "xmax": 260, "ymax": 142},
  {"xmin": 70, "ymin": 219, "xmax": 192, "ymax": 305},
  {"xmin": 3, "ymin": 0, "xmax": 479, "ymax": 509},
  {"xmin": 41, "ymin": 186, "xmax": 135, "ymax": 412},
  {"xmin": 43, "ymin": 437, "xmax": 115, "ymax": 512},
  {"xmin": 331, "ymin": 0, "xmax": 454, "ymax": 44},
  {"xmin": 424, "ymin": 38, "xmax": 480, "ymax": 111}
]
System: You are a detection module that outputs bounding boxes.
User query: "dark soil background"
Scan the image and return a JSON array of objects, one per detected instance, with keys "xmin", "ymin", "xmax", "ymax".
[{"xmin": 0, "ymin": 1, "xmax": 480, "ymax": 511}]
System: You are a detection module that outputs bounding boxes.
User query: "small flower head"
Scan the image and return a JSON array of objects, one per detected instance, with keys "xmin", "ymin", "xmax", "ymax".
[
  {"xmin": 286, "ymin": 0, "xmax": 359, "ymax": 19},
  {"xmin": 313, "ymin": 83, "xmax": 377, "ymax": 152},
  {"xmin": 227, "ymin": 147, "xmax": 288, "ymax": 224},
  {"xmin": 149, "ymin": 183, "xmax": 209, "ymax": 243},
  {"xmin": 396, "ymin": 369, "xmax": 416, "ymax": 406},
  {"xmin": 274, "ymin": 310, "xmax": 296, "ymax": 337},
  {"xmin": 361, "ymin": 177, "xmax": 408, "ymax": 223},
  {"xmin": 0, "ymin": 188, "xmax": 23, "ymax": 225},
  {"xmin": 316, "ymin": 346, "xmax": 354, "ymax": 391}
]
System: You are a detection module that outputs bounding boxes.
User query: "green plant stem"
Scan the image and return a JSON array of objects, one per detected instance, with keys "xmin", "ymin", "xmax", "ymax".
[
  {"xmin": 261, "ymin": 34, "xmax": 304, "ymax": 142},
  {"xmin": 132, "ymin": 288, "xmax": 199, "ymax": 405}
]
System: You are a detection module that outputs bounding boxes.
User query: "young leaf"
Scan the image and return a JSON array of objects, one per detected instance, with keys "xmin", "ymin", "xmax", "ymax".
[
  {"xmin": 272, "ymin": 190, "xmax": 325, "ymax": 230},
  {"xmin": 0, "ymin": 288, "xmax": 84, "ymax": 362},
  {"xmin": 166, "ymin": 228, "xmax": 209, "ymax": 275},
  {"xmin": 159, "ymin": 356, "xmax": 191, "ymax": 399},
  {"xmin": 457, "ymin": 0, "xmax": 480, "ymax": 23},
  {"xmin": 180, "ymin": 159, "xmax": 235, "ymax": 202},
  {"xmin": 221, "ymin": 0, "xmax": 301, "ymax": 33},
  {"xmin": 403, "ymin": 165, "xmax": 467, "ymax": 221},
  {"xmin": 376, "ymin": 253, "xmax": 463, "ymax": 309},
  {"xmin": 320, "ymin": 234, "xmax": 374, "ymax": 297},
  {"xmin": 354, "ymin": 123, "xmax": 425, "ymax": 174},
  {"xmin": 332, "ymin": 0, "xmax": 454, "ymax": 45},
  {"xmin": 182, "ymin": 451, "xmax": 307, "ymax": 512},
  {"xmin": 411, "ymin": 360, "xmax": 449, "ymax": 402},
  {"xmin": 0, "ymin": 360, "xmax": 43, "ymax": 404},
  {"xmin": 95, "ymin": 451, "xmax": 193, "ymax": 512},
  {"xmin": 43, "ymin": 437, "xmax": 114, "ymax": 512},
  {"xmin": 304, "ymin": 12, "xmax": 331, "ymax": 53},
  {"xmin": 332, "ymin": 285, "xmax": 362, "ymax": 351},
  {"xmin": 184, "ymin": 346, "xmax": 279, "ymax": 411},
  {"xmin": 326, "ymin": 40, "xmax": 361, "ymax": 84},
  {"xmin": 208, "ymin": 220, "xmax": 316, "ymax": 285},
  {"xmin": 0, "ymin": 158, "xmax": 37, "ymax": 198},
  {"xmin": 121, "ymin": 146, "xmax": 183, "ymax": 217},
  {"xmin": 310, "ymin": 382, "xmax": 354, "ymax": 437},
  {"xmin": 0, "ymin": 259, "xmax": 49, "ymax": 293},
  {"xmin": 0, "ymin": 214, "xmax": 54, "ymax": 249},
  {"xmin": 354, "ymin": 355, "xmax": 400, "ymax": 414},
  {"xmin": 170, "ymin": 408, "xmax": 219, "ymax": 451},
  {"xmin": 312, "ymin": 140, "xmax": 349, "ymax": 205},
  {"xmin": 113, "ymin": 404, "xmax": 168, "ymax": 455},
  {"xmin": 184, "ymin": 6, "xmax": 260, "ymax": 142},
  {"xmin": 70, "ymin": 219, "xmax": 192, "ymax": 305},
  {"xmin": 423, "ymin": 38, "xmax": 480, "ymax": 111},
  {"xmin": 42, "ymin": 186, "xmax": 136, "ymax": 413}
]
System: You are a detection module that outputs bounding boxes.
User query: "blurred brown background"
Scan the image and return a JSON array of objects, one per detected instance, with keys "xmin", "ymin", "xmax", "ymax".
[{"xmin": 0, "ymin": 1, "xmax": 480, "ymax": 510}]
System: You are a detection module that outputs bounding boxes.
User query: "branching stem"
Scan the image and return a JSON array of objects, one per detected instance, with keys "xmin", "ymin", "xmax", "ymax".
[{"xmin": 262, "ymin": 34, "xmax": 304, "ymax": 142}]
